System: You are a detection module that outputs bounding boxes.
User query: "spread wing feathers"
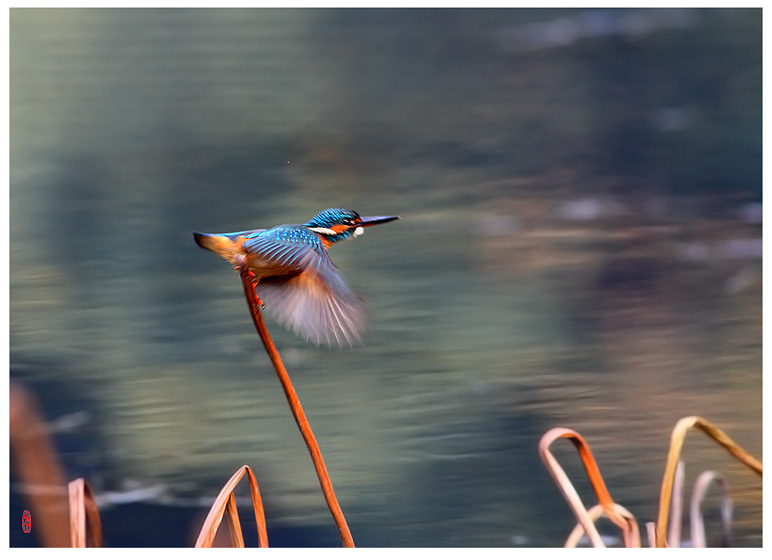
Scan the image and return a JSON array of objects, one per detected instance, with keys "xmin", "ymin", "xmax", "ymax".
[{"xmin": 242, "ymin": 228, "xmax": 367, "ymax": 347}]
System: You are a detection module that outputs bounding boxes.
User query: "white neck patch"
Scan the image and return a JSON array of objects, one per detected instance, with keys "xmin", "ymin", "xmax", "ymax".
[
  {"xmin": 353, "ymin": 226, "xmax": 365, "ymax": 238},
  {"xmin": 308, "ymin": 227, "xmax": 338, "ymax": 236}
]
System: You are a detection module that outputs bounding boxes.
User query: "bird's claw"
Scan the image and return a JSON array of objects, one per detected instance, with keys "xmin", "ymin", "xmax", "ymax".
[{"xmin": 234, "ymin": 258, "xmax": 264, "ymax": 310}]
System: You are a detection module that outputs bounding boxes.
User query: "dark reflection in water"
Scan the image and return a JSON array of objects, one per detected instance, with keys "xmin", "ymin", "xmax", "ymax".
[{"xmin": 10, "ymin": 8, "xmax": 761, "ymax": 547}]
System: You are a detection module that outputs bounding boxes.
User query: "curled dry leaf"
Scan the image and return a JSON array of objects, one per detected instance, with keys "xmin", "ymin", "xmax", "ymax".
[
  {"xmin": 9, "ymin": 381, "xmax": 71, "ymax": 547},
  {"xmin": 68, "ymin": 478, "xmax": 102, "ymax": 547},
  {"xmin": 564, "ymin": 502, "xmax": 638, "ymax": 548},
  {"xmin": 690, "ymin": 470, "xmax": 733, "ymax": 548},
  {"xmin": 195, "ymin": 464, "xmax": 268, "ymax": 548},
  {"xmin": 655, "ymin": 416, "xmax": 761, "ymax": 547},
  {"xmin": 539, "ymin": 428, "xmax": 639, "ymax": 547}
]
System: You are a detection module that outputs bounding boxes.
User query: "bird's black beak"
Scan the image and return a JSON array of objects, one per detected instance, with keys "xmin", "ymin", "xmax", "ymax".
[{"xmin": 359, "ymin": 215, "xmax": 400, "ymax": 227}]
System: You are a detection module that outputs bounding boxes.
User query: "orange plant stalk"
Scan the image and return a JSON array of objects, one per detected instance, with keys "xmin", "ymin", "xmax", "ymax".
[{"xmin": 238, "ymin": 264, "xmax": 355, "ymax": 548}]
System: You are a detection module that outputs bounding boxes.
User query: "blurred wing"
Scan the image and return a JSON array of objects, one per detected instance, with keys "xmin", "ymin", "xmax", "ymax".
[{"xmin": 243, "ymin": 229, "xmax": 367, "ymax": 347}]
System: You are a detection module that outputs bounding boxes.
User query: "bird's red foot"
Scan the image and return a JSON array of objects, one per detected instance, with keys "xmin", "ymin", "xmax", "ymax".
[{"xmin": 234, "ymin": 258, "xmax": 265, "ymax": 310}]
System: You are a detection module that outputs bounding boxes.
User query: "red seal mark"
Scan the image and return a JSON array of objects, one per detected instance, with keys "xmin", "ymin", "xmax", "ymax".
[{"xmin": 22, "ymin": 510, "xmax": 31, "ymax": 533}]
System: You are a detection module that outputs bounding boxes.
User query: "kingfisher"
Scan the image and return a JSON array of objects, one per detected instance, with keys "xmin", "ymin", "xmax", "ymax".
[{"xmin": 194, "ymin": 208, "xmax": 399, "ymax": 347}]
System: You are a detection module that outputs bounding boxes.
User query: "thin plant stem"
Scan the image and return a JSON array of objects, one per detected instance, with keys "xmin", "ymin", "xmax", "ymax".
[
  {"xmin": 690, "ymin": 470, "xmax": 733, "ymax": 548},
  {"xmin": 668, "ymin": 461, "xmax": 685, "ymax": 547},
  {"xmin": 238, "ymin": 266, "xmax": 355, "ymax": 548}
]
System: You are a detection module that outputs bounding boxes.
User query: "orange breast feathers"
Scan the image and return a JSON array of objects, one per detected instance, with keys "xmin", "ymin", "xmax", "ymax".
[{"xmin": 316, "ymin": 223, "xmax": 351, "ymax": 248}]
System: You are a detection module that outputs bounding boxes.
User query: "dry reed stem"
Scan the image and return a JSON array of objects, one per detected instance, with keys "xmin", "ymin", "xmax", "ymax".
[
  {"xmin": 668, "ymin": 462, "xmax": 733, "ymax": 547},
  {"xmin": 655, "ymin": 416, "xmax": 762, "ymax": 547},
  {"xmin": 667, "ymin": 461, "xmax": 685, "ymax": 547},
  {"xmin": 238, "ymin": 266, "xmax": 355, "ymax": 547},
  {"xmin": 539, "ymin": 428, "xmax": 639, "ymax": 547},
  {"xmin": 645, "ymin": 522, "xmax": 657, "ymax": 548},
  {"xmin": 225, "ymin": 492, "xmax": 245, "ymax": 547},
  {"xmin": 9, "ymin": 381, "xmax": 71, "ymax": 547},
  {"xmin": 564, "ymin": 502, "xmax": 637, "ymax": 548},
  {"xmin": 195, "ymin": 464, "xmax": 268, "ymax": 547},
  {"xmin": 690, "ymin": 470, "xmax": 733, "ymax": 548},
  {"xmin": 68, "ymin": 478, "xmax": 103, "ymax": 547}
]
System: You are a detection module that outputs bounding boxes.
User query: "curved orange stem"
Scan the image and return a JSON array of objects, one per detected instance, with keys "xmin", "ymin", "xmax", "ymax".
[
  {"xmin": 539, "ymin": 428, "xmax": 639, "ymax": 547},
  {"xmin": 239, "ymin": 266, "xmax": 355, "ymax": 548}
]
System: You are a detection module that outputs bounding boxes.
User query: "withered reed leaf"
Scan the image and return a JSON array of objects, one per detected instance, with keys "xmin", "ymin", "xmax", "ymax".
[
  {"xmin": 564, "ymin": 503, "xmax": 637, "ymax": 548},
  {"xmin": 68, "ymin": 478, "xmax": 102, "ymax": 548},
  {"xmin": 195, "ymin": 465, "xmax": 268, "ymax": 548},
  {"xmin": 655, "ymin": 416, "xmax": 762, "ymax": 547},
  {"xmin": 690, "ymin": 470, "xmax": 733, "ymax": 548},
  {"xmin": 645, "ymin": 522, "xmax": 657, "ymax": 548},
  {"xmin": 668, "ymin": 461, "xmax": 686, "ymax": 547},
  {"xmin": 225, "ymin": 492, "xmax": 245, "ymax": 547},
  {"xmin": 9, "ymin": 382, "xmax": 71, "ymax": 547},
  {"xmin": 539, "ymin": 428, "xmax": 639, "ymax": 547}
]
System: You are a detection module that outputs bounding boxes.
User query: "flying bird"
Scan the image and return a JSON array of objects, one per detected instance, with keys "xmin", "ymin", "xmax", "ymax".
[{"xmin": 194, "ymin": 208, "xmax": 399, "ymax": 347}]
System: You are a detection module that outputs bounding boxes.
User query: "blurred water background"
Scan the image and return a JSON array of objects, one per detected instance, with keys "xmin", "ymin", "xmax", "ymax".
[{"xmin": 9, "ymin": 8, "xmax": 762, "ymax": 547}]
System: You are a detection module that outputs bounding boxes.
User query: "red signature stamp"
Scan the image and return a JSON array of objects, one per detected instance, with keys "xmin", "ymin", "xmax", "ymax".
[{"xmin": 22, "ymin": 510, "xmax": 31, "ymax": 533}]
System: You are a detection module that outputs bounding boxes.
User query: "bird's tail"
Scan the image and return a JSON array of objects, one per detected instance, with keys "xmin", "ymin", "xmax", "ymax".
[{"xmin": 193, "ymin": 232, "xmax": 247, "ymax": 266}]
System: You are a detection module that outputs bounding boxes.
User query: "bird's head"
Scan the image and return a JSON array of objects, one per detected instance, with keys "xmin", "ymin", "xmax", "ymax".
[{"xmin": 305, "ymin": 208, "xmax": 399, "ymax": 245}]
